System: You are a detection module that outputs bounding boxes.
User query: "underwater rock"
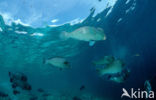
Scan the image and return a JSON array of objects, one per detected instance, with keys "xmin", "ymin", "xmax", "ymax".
[
  {"xmin": 80, "ymin": 85, "xmax": 85, "ymax": 91},
  {"xmin": 38, "ymin": 93, "xmax": 54, "ymax": 100},
  {"xmin": 9, "ymin": 72, "xmax": 28, "ymax": 82},
  {"xmin": 0, "ymin": 97, "xmax": 11, "ymax": 100},
  {"xmin": 37, "ymin": 88, "xmax": 44, "ymax": 93},
  {"xmin": 0, "ymin": 91, "xmax": 8, "ymax": 97},
  {"xmin": 43, "ymin": 57, "xmax": 71, "ymax": 70},
  {"xmin": 13, "ymin": 90, "xmax": 21, "ymax": 95},
  {"xmin": 8, "ymin": 72, "xmax": 32, "ymax": 95},
  {"xmin": 29, "ymin": 96, "xmax": 38, "ymax": 100},
  {"xmin": 36, "ymin": 88, "xmax": 53, "ymax": 100},
  {"xmin": 61, "ymin": 26, "xmax": 106, "ymax": 46},
  {"xmin": 0, "ymin": 91, "xmax": 11, "ymax": 100},
  {"xmin": 72, "ymin": 96, "xmax": 81, "ymax": 100},
  {"xmin": 17, "ymin": 93, "xmax": 35, "ymax": 100},
  {"xmin": 42, "ymin": 93, "xmax": 51, "ymax": 97}
]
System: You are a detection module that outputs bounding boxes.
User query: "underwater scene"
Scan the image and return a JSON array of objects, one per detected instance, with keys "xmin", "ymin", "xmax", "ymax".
[{"xmin": 0, "ymin": 0, "xmax": 156, "ymax": 100}]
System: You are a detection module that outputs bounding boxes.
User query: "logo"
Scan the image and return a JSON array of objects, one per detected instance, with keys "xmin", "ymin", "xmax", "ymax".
[{"xmin": 121, "ymin": 88, "xmax": 154, "ymax": 99}]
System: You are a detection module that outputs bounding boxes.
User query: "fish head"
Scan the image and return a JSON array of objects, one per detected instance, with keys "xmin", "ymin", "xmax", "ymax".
[
  {"xmin": 93, "ymin": 33, "xmax": 106, "ymax": 41},
  {"xmin": 63, "ymin": 61, "xmax": 71, "ymax": 69},
  {"xmin": 96, "ymin": 28, "xmax": 106, "ymax": 40}
]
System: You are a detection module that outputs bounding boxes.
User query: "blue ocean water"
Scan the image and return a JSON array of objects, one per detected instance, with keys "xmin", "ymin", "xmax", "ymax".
[{"xmin": 0, "ymin": 0, "xmax": 156, "ymax": 100}]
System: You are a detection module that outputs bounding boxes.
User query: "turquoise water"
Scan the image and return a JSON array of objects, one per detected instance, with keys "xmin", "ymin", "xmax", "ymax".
[{"xmin": 0, "ymin": 0, "xmax": 156, "ymax": 100}]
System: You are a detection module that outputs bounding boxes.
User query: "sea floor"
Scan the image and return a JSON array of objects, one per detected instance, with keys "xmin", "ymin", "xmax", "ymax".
[{"xmin": 0, "ymin": 91, "xmax": 112, "ymax": 100}]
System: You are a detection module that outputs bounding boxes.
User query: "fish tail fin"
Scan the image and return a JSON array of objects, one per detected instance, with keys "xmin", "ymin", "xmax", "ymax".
[{"xmin": 60, "ymin": 31, "xmax": 69, "ymax": 40}]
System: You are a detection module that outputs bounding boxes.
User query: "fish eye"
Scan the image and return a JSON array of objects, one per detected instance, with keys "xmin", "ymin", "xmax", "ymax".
[{"xmin": 64, "ymin": 61, "xmax": 69, "ymax": 65}]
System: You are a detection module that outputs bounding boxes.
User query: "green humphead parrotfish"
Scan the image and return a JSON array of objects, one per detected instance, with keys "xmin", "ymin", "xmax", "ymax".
[
  {"xmin": 43, "ymin": 57, "xmax": 71, "ymax": 70},
  {"xmin": 93, "ymin": 56, "xmax": 115, "ymax": 66},
  {"xmin": 94, "ymin": 57, "xmax": 125, "ymax": 76},
  {"xmin": 61, "ymin": 26, "xmax": 106, "ymax": 46}
]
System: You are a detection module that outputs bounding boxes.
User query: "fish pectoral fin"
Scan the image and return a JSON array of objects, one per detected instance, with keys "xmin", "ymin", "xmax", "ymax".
[{"xmin": 89, "ymin": 41, "xmax": 96, "ymax": 46}]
